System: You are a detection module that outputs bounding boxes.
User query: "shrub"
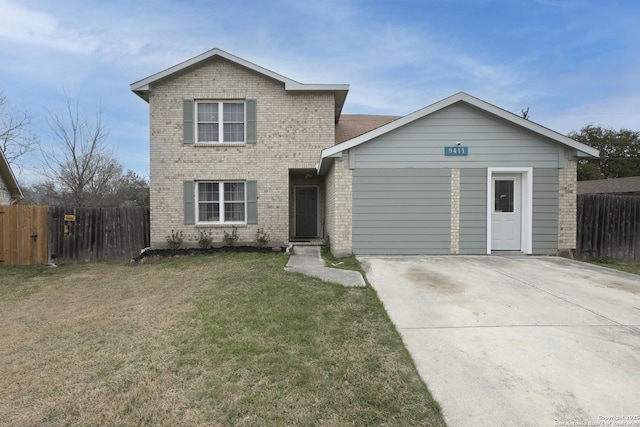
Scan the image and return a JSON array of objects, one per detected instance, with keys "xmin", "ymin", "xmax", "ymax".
[
  {"xmin": 166, "ymin": 230, "xmax": 184, "ymax": 250},
  {"xmin": 222, "ymin": 227, "xmax": 238, "ymax": 247},
  {"xmin": 254, "ymin": 228, "xmax": 270, "ymax": 247},
  {"xmin": 197, "ymin": 230, "xmax": 213, "ymax": 249}
]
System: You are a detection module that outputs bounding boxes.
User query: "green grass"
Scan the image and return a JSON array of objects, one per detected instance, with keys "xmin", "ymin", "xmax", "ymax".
[
  {"xmin": 321, "ymin": 245, "xmax": 366, "ymax": 273},
  {"xmin": 0, "ymin": 253, "xmax": 445, "ymax": 426},
  {"xmin": 580, "ymin": 257, "xmax": 640, "ymax": 275}
]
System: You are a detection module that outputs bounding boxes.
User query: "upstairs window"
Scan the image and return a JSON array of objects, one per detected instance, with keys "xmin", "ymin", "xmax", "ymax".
[{"xmin": 196, "ymin": 101, "xmax": 245, "ymax": 143}]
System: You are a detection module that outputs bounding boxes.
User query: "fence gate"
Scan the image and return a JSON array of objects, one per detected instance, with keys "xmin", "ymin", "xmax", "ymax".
[
  {"xmin": 1, "ymin": 205, "xmax": 150, "ymax": 265},
  {"xmin": 0, "ymin": 205, "xmax": 49, "ymax": 265}
]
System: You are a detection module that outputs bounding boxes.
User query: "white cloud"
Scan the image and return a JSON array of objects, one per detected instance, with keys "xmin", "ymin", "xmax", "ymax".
[
  {"xmin": 2, "ymin": 0, "xmax": 639, "ymax": 182},
  {"xmin": 533, "ymin": 93, "xmax": 640, "ymax": 135},
  {"xmin": 0, "ymin": 0, "xmax": 102, "ymax": 54}
]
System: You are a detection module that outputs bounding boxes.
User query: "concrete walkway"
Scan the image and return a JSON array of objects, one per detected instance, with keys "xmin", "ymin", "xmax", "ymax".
[{"xmin": 285, "ymin": 246, "xmax": 366, "ymax": 287}]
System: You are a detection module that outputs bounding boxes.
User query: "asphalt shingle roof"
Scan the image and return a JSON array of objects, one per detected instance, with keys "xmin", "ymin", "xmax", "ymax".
[
  {"xmin": 335, "ymin": 114, "xmax": 401, "ymax": 144},
  {"xmin": 577, "ymin": 176, "xmax": 640, "ymax": 195}
]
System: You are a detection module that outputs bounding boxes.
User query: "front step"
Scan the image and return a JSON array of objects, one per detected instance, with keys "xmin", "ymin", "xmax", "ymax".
[{"xmin": 287, "ymin": 239, "xmax": 325, "ymax": 246}]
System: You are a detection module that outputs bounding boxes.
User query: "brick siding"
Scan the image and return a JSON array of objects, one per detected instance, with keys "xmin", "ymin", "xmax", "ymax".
[
  {"xmin": 558, "ymin": 149, "xmax": 578, "ymax": 251},
  {"xmin": 450, "ymin": 168, "xmax": 460, "ymax": 254},
  {"xmin": 148, "ymin": 58, "xmax": 334, "ymax": 247},
  {"xmin": 324, "ymin": 151, "xmax": 353, "ymax": 256}
]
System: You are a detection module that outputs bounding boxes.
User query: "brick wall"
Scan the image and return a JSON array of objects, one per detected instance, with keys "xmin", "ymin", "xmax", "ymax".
[
  {"xmin": 450, "ymin": 168, "xmax": 460, "ymax": 254},
  {"xmin": 558, "ymin": 149, "xmax": 578, "ymax": 251},
  {"xmin": 325, "ymin": 151, "xmax": 353, "ymax": 256},
  {"xmin": 148, "ymin": 58, "xmax": 335, "ymax": 247}
]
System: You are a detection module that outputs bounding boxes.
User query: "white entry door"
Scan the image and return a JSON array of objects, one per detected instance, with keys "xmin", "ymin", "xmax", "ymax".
[{"xmin": 491, "ymin": 174, "xmax": 521, "ymax": 251}]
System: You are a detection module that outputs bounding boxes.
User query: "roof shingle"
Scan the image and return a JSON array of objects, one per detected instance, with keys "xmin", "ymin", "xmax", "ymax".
[
  {"xmin": 335, "ymin": 114, "xmax": 400, "ymax": 144},
  {"xmin": 577, "ymin": 176, "xmax": 640, "ymax": 195}
]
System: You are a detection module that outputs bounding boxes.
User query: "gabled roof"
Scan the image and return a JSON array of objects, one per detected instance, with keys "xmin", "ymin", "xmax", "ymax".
[
  {"xmin": 318, "ymin": 92, "xmax": 599, "ymax": 173},
  {"xmin": 0, "ymin": 149, "xmax": 23, "ymax": 202},
  {"xmin": 577, "ymin": 176, "xmax": 640, "ymax": 195},
  {"xmin": 130, "ymin": 48, "xmax": 350, "ymax": 121}
]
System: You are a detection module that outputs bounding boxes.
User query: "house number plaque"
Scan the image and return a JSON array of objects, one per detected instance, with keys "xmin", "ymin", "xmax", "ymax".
[{"xmin": 444, "ymin": 146, "xmax": 469, "ymax": 156}]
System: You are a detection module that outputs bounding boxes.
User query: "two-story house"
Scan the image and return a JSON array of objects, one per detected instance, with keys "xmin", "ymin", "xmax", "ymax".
[{"xmin": 131, "ymin": 48, "xmax": 598, "ymax": 256}]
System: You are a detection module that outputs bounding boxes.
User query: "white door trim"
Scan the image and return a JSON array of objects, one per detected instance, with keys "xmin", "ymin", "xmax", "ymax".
[{"xmin": 486, "ymin": 167, "xmax": 533, "ymax": 254}]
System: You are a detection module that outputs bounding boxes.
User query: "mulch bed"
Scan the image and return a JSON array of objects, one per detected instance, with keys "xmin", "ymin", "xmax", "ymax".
[{"xmin": 130, "ymin": 245, "xmax": 288, "ymax": 265}]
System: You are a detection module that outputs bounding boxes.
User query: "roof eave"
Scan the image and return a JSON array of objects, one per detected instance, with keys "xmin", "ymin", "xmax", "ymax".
[
  {"xmin": 131, "ymin": 85, "xmax": 151, "ymax": 102},
  {"xmin": 321, "ymin": 92, "xmax": 600, "ymax": 161},
  {"xmin": 317, "ymin": 154, "xmax": 339, "ymax": 175},
  {"xmin": 130, "ymin": 48, "xmax": 350, "ymax": 118}
]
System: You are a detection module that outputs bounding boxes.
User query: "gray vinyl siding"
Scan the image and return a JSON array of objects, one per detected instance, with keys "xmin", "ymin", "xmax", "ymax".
[
  {"xmin": 350, "ymin": 103, "xmax": 563, "ymax": 170},
  {"xmin": 352, "ymin": 169, "xmax": 450, "ymax": 255},
  {"xmin": 347, "ymin": 102, "xmax": 566, "ymax": 255},
  {"xmin": 459, "ymin": 169, "xmax": 487, "ymax": 254},
  {"xmin": 532, "ymin": 169, "xmax": 559, "ymax": 254}
]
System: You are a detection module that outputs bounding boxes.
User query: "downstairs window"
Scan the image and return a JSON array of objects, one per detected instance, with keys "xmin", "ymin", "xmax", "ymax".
[{"xmin": 197, "ymin": 181, "xmax": 246, "ymax": 223}]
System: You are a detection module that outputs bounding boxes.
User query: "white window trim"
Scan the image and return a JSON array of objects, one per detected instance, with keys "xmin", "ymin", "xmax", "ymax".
[
  {"xmin": 492, "ymin": 177, "xmax": 517, "ymax": 215},
  {"xmin": 196, "ymin": 181, "xmax": 247, "ymax": 224},
  {"xmin": 195, "ymin": 101, "xmax": 246, "ymax": 144},
  {"xmin": 486, "ymin": 167, "xmax": 533, "ymax": 254}
]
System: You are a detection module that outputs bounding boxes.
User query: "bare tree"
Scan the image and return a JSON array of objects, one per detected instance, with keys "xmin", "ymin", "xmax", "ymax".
[
  {"xmin": 43, "ymin": 94, "xmax": 122, "ymax": 207},
  {"xmin": 23, "ymin": 169, "xmax": 149, "ymax": 207},
  {"xmin": 0, "ymin": 91, "xmax": 39, "ymax": 168}
]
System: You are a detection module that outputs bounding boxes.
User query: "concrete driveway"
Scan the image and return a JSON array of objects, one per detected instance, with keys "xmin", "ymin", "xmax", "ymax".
[{"xmin": 359, "ymin": 255, "xmax": 640, "ymax": 427}]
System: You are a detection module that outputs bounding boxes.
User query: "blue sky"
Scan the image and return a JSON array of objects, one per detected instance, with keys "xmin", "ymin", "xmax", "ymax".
[{"xmin": 1, "ymin": 0, "xmax": 639, "ymax": 184}]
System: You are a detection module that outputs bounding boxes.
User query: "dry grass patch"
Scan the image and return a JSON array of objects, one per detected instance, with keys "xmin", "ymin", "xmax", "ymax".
[
  {"xmin": 0, "ymin": 253, "xmax": 444, "ymax": 426},
  {"xmin": 0, "ymin": 261, "xmax": 205, "ymax": 425},
  {"xmin": 580, "ymin": 257, "xmax": 640, "ymax": 275}
]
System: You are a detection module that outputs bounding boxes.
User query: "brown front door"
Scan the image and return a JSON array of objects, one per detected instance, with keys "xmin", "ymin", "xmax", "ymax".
[{"xmin": 295, "ymin": 186, "xmax": 318, "ymax": 237}]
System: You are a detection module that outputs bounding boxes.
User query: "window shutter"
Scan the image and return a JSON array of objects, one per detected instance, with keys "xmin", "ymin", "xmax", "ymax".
[
  {"xmin": 183, "ymin": 181, "xmax": 195, "ymax": 224},
  {"xmin": 246, "ymin": 99, "xmax": 257, "ymax": 144},
  {"xmin": 183, "ymin": 100, "xmax": 194, "ymax": 144},
  {"xmin": 246, "ymin": 180, "xmax": 258, "ymax": 224}
]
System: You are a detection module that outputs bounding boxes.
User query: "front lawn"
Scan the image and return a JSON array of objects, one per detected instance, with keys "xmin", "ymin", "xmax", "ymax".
[{"xmin": 0, "ymin": 253, "xmax": 445, "ymax": 426}]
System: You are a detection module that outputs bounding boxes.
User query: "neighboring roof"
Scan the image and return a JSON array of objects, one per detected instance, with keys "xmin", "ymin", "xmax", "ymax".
[
  {"xmin": 130, "ymin": 48, "xmax": 350, "ymax": 121},
  {"xmin": 0, "ymin": 149, "xmax": 23, "ymax": 202},
  {"xmin": 336, "ymin": 114, "xmax": 401, "ymax": 144},
  {"xmin": 319, "ymin": 92, "xmax": 600, "ymax": 173},
  {"xmin": 577, "ymin": 176, "xmax": 640, "ymax": 195}
]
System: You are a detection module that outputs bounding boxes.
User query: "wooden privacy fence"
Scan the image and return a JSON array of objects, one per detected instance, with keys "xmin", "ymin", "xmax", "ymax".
[
  {"xmin": 49, "ymin": 206, "xmax": 150, "ymax": 263},
  {"xmin": 0, "ymin": 205, "xmax": 49, "ymax": 265},
  {"xmin": 0, "ymin": 205, "xmax": 150, "ymax": 265},
  {"xmin": 576, "ymin": 194, "xmax": 640, "ymax": 260}
]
